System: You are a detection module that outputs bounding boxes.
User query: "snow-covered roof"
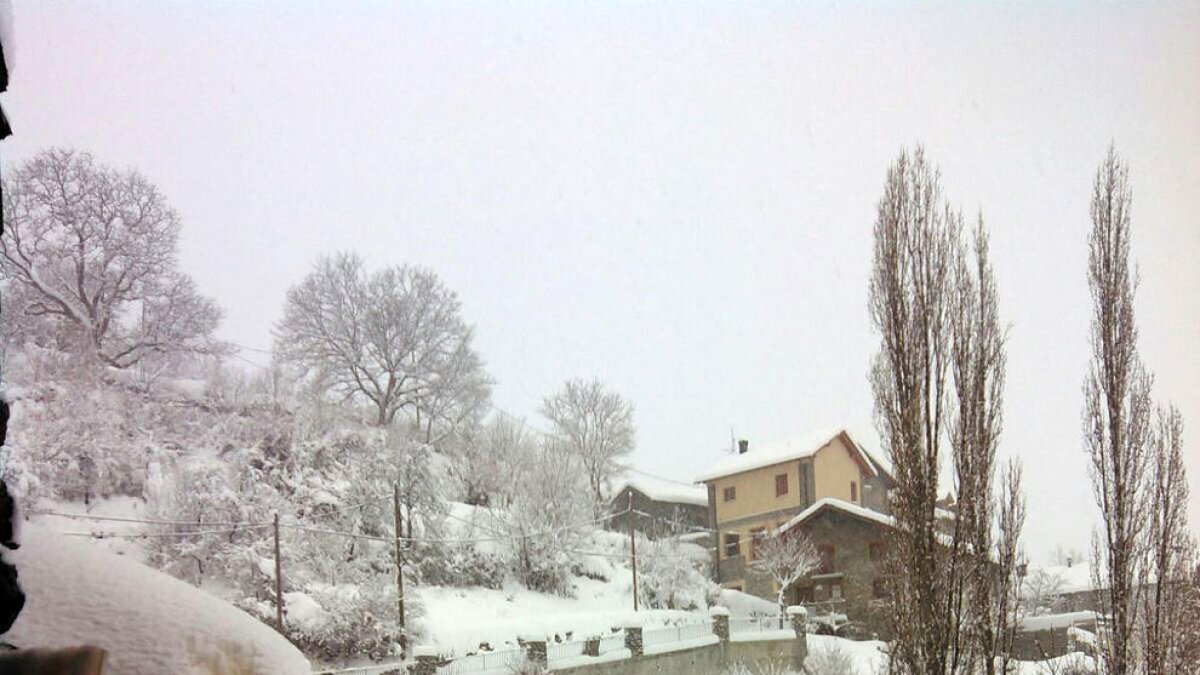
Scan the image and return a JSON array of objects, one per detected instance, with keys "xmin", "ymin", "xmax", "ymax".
[
  {"xmin": 1021, "ymin": 563, "xmax": 1099, "ymax": 596},
  {"xmin": 775, "ymin": 497, "xmax": 896, "ymax": 535},
  {"xmin": 613, "ymin": 472, "xmax": 708, "ymax": 507},
  {"xmin": 695, "ymin": 428, "xmax": 879, "ymax": 483}
]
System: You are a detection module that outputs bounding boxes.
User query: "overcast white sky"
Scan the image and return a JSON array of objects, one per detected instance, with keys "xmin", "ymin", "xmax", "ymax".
[{"xmin": 5, "ymin": 1, "xmax": 1198, "ymax": 562}]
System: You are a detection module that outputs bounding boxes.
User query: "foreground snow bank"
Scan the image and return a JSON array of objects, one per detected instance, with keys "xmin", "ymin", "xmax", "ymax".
[{"xmin": 4, "ymin": 525, "xmax": 310, "ymax": 675}]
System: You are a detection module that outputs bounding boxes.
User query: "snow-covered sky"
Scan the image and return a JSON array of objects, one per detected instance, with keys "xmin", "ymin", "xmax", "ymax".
[{"xmin": 5, "ymin": 1, "xmax": 1198, "ymax": 561}]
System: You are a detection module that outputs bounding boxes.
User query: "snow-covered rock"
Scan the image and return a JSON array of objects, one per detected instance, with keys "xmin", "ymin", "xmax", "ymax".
[{"xmin": 4, "ymin": 524, "xmax": 310, "ymax": 674}]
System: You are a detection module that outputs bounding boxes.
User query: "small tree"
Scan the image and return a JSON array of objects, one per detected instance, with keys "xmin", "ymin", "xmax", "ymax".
[
  {"xmin": 1140, "ymin": 404, "xmax": 1193, "ymax": 675},
  {"xmin": 540, "ymin": 378, "xmax": 635, "ymax": 516},
  {"xmin": 0, "ymin": 148, "xmax": 223, "ymax": 368},
  {"xmin": 748, "ymin": 529, "xmax": 820, "ymax": 621}
]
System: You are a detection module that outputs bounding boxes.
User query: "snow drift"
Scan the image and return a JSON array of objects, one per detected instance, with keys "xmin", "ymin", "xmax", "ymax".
[{"xmin": 3, "ymin": 524, "xmax": 310, "ymax": 675}]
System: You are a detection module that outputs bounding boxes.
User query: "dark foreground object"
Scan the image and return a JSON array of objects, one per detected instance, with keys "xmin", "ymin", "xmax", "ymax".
[{"xmin": 0, "ymin": 646, "xmax": 108, "ymax": 674}]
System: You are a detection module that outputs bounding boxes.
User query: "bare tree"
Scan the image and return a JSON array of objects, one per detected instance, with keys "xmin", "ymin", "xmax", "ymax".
[
  {"xmin": 0, "ymin": 148, "xmax": 223, "ymax": 368},
  {"xmin": 868, "ymin": 146, "xmax": 959, "ymax": 675},
  {"xmin": 1083, "ymin": 146, "xmax": 1154, "ymax": 675},
  {"xmin": 869, "ymin": 146, "xmax": 1020, "ymax": 675},
  {"xmin": 275, "ymin": 253, "xmax": 492, "ymax": 430},
  {"xmin": 1141, "ymin": 405, "xmax": 1194, "ymax": 675},
  {"xmin": 749, "ymin": 529, "xmax": 820, "ymax": 621},
  {"xmin": 990, "ymin": 460, "xmax": 1026, "ymax": 675},
  {"xmin": 540, "ymin": 378, "xmax": 635, "ymax": 515},
  {"xmin": 948, "ymin": 217, "xmax": 1016, "ymax": 675},
  {"xmin": 1023, "ymin": 568, "xmax": 1067, "ymax": 616}
]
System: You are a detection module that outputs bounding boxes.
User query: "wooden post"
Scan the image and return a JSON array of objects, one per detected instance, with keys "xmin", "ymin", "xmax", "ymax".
[
  {"xmin": 273, "ymin": 512, "xmax": 284, "ymax": 634},
  {"xmin": 393, "ymin": 484, "xmax": 406, "ymax": 653},
  {"xmin": 628, "ymin": 492, "xmax": 638, "ymax": 612}
]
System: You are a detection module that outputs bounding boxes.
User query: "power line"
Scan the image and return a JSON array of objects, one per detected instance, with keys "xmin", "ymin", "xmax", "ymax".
[{"xmin": 29, "ymin": 509, "xmax": 272, "ymax": 528}]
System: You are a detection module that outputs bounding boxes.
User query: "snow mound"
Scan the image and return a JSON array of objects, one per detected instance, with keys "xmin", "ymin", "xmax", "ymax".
[{"xmin": 4, "ymin": 524, "xmax": 310, "ymax": 675}]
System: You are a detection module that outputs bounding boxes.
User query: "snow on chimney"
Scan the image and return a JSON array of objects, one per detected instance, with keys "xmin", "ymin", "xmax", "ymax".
[{"xmin": 738, "ymin": 439, "xmax": 748, "ymax": 455}]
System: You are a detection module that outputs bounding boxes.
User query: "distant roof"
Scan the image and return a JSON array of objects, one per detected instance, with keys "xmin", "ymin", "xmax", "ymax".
[
  {"xmin": 694, "ymin": 428, "xmax": 884, "ymax": 483},
  {"xmin": 613, "ymin": 472, "xmax": 709, "ymax": 507},
  {"xmin": 775, "ymin": 497, "xmax": 896, "ymax": 535}
]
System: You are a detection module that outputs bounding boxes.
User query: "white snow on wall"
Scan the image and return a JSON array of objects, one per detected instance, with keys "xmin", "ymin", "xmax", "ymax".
[
  {"xmin": 4, "ymin": 525, "xmax": 311, "ymax": 675},
  {"xmin": 775, "ymin": 496, "xmax": 896, "ymax": 535}
]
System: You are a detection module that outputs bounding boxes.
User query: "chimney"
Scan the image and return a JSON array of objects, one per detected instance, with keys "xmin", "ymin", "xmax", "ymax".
[{"xmin": 737, "ymin": 439, "xmax": 749, "ymax": 455}]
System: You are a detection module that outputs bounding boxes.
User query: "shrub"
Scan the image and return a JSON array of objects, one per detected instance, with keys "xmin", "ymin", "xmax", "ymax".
[{"xmin": 805, "ymin": 642, "xmax": 855, "ymax": 675}]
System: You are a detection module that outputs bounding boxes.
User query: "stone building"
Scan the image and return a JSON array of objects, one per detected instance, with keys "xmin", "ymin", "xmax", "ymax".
[
  {"xmin": 775, "ymin": 498, "xmax": 896, "ymax": 636},
  {"xmin": 694, "ymin": 428, "xmax": 894, "ymax": 600},
  {"xmin": 608, "ymin": 473, "xmax": 711, "ymax": 540}
]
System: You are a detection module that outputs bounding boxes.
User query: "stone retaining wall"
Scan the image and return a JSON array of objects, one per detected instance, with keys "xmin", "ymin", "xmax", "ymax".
[{"xmin": 411, "ymin": 606, "xmax": 809, "ymax": 675}]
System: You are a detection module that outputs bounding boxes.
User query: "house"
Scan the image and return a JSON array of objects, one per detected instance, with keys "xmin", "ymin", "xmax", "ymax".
[
  {"xmin": 609, "ymin": 472, "xmax": 711, "ymax": 540},
  {"xmin": 775, "ymin": 498, "xmax": 897, "ymax": 635},
  {"xmin": 694, "ymin": 429, "xmax": 894, "ymax": 605}
]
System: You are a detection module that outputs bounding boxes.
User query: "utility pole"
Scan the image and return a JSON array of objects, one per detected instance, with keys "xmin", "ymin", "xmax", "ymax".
[
  {"xmin": 393, "ymin": 484, "xmax": 406, "ymax": 654},
  {"xmin": 273, "ymin": 512, "xmax": 284, "ymax": 634},
  {"xmin": 628, "ymin": 491, "xmax": 638, "ymax": 612}
]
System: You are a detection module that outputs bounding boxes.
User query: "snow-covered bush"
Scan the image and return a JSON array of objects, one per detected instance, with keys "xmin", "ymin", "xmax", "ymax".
[
  {"xmin": 282, "ymin": 577, "xmax": 407, "ymax": 662},
  {"xmin": 636, "ymin": 538, "xmax": 717, "ymax": 610},
  {"xmin": 413, "ymin": 541, "xmax": 505, "ymax": 589},
  {"xmin": 804, "ymin": 642, "xmax": 854, "ymax": 675}
]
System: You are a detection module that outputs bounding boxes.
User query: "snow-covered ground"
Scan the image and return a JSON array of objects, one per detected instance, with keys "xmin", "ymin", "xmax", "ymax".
[{"xmin": 4, "ymin": 524, "xmax": 310, "ymax": 675}]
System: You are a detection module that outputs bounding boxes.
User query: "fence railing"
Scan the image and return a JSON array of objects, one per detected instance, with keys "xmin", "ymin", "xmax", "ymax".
[
  {"xmin": 437, "ymin": 647, "xmax": 526, "ymax": 674},
  {"xmin": 315, "ymin": 662, "xmax": 405, "ymax": 675},
  {"xmin": 642, "ymin": 620, "xmax": 714, "ymax": 647},
  {"xmin": 546, "ymin": 640, "xmax": 586, "ymax": 664},
  {"xmin": 598, "ymin": 632, "xmax": 627, "ymax": 655},
  {"xmin": 729, "ymin": 614, "xmax": 784, "ymax": 635}
]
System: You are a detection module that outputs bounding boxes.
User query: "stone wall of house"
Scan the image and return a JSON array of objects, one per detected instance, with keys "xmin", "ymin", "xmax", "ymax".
[{"xmin": 724, "ymin": 508, "xmax": 893, "ymax": 638}]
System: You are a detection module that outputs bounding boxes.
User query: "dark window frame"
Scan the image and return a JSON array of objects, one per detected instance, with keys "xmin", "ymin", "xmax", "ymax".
[
  {"xmin": 723, "ymin": 486, "xmax": 736, "ymax": 502},
  {"xmin": 818, "ymin": 544, "xmax": 835, "ymax": 573},
  {"xmin": 775, "ymin": 473, "xmax": 789, "ymax": 497},
  {"xmin": 723, "ymin": 532, "xmax": 741, "ymax": 558}
]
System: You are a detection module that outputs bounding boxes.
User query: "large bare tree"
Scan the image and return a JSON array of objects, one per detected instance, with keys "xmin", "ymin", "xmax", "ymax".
[
  {"xmin": 868, "ymin": 146, "xmax": 1021, "ymax": 675},
  {"xmin": 275, "ymin": 253, "xmax": 491, "ymax": 432},
  {"xmin": 1083, "ymin": 146, "xmax": 1154, "ymax": 675},
  {"xmin": 868, "ymin": 146, "xmax": 959, "ymax": 674},
  {"xmin": 0, "ymin": 148, "xmax": 223, "ymax": 368},
  {"xmin": 540, "ymin": 378, "xmax": 635, "ymax": 515}
]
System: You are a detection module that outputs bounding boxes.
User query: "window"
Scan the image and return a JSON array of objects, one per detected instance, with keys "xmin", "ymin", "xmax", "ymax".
[
  {"xmin": 723, "ymin": 486, "xmax": 736, "ymax": 502},
  {"xmin": 868, "ymin": 540, "xmax": 884, "ymax": 562},
  {"xmin": 750, "ymin": 527, "xmax": 767, "ymax": 560},
  {"xmin": 850, "ymin": 480, "xmax": 858, "ymax": 502},
  {"xmin": 818, "ymin": 544, "xmax": 835, "ymax": 573},
  {"xmin": 872, "ymin": 578, "xmax": 891, "ymax": 599},
  {"xmin": 775, "ymin": 473, "xmax": 789, "ymax": 497},
  {"xmin": 724, "ymin": 533, "xmax": 741, "ymax": 558},
  {"xmin": 831, "ymin": 582, "xmax": 843, "ymax": 600}
]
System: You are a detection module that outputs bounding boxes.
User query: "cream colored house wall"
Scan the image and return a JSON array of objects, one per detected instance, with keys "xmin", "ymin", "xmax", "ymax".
[
  {"xmin": 709, "ymin": 434, "xmax": 871, "ymax": 564},
  {"xmin": 712, "ymin": 462, "xmax": 801, "ymax": 524},
  {"xmin": 812, "ymin": 435, "xmax": 866, "ymax": 505}
]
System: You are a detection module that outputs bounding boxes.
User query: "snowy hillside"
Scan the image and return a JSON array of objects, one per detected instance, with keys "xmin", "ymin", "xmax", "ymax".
[{"xmin": 4, "ymin": 524, "xmax": 310, "ymax": 675}]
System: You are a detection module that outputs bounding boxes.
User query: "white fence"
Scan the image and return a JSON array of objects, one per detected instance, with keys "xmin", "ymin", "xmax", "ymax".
[
  {"xmin": 729, "ymin": 614, "xmax": 785, "ymax": 635},
  {"xmin": 437, "ymin": 647, "xmax": 526, "ymax": 675},
  {"xmin": 642, "ymin": 620, "xmax": 715, "ymax": 647},
  {"xmin": 546, "ymin": 640, "xmax": 586, "ymax": 664}
]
